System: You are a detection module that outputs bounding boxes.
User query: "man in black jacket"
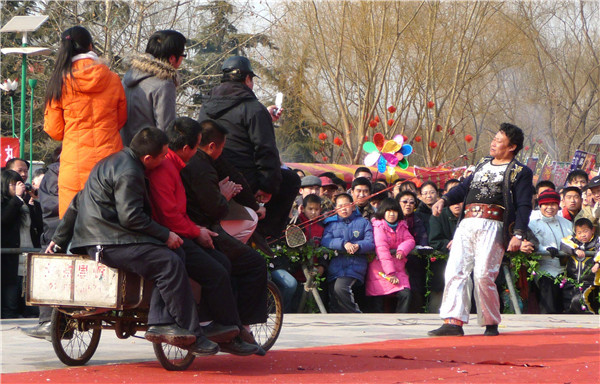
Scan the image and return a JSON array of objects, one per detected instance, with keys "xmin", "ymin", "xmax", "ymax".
[
  {"xmin": 197, "ymin": 56, "xmax": 300, "ymax": 239},
  {"xmin": 47, "ymin": 128, "xmax": 219, "ymax": 356},
  {"xmin": 181, "ymin": 120, "xmax": 268, "ymax": 349}
]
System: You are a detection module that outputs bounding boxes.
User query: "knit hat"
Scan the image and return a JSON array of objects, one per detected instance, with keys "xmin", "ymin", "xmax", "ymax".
[
  {"xmin": 537, "ymin": 189, "xmax": 561, "ymax": 205},
  {"xmin": 301, "ymin": 175, "xmax": 322, "ymax": 187}
]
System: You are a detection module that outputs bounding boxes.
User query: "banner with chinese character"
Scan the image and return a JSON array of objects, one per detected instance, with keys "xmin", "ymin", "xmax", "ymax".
[
  {"xmin": 1, "ymin": 137, "xmax": 20, "ymax": 167},
  {"xmin": 570, "ymin": 150, "xmax": 587, "ymax": 171},
  {"xmin": 551, "ymin": 162, "xmax": 572, "ymax": 186},
  {"xmin": 526, "ymin": 157, "xmax": 538, "ymax": 173},
  {"xmin": 539, "ymin": 164, "xmax": 553, "ymax": 181},
  {"xmin": 582, "ymin": 153, "xmax": 596, "ymax": 174}
]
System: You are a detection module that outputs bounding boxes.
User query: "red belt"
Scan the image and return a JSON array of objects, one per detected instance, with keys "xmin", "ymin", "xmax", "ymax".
[{"xmin": 464, "ymin": 203, "xmax": 504, "ymax": 221}]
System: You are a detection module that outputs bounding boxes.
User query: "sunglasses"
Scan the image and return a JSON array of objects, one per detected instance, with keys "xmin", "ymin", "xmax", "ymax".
[{"xmin": 400, "ymin": 200, "xmax": 416, "ymax": 205}]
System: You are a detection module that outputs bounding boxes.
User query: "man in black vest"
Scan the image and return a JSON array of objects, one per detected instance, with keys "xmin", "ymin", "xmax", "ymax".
[{"xmin": 429, "ymin": 123, "xmax": 533, "ymax": 337}]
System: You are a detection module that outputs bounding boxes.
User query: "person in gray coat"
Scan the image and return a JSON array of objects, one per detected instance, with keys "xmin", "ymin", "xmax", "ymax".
[{"xmin": 120, "ymin": 30, "xmax": 186, "ymax": 146}]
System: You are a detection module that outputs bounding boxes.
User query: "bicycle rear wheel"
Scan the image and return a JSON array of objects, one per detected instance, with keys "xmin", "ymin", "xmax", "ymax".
[{"xmin": 51, "ymin": 308, "xmax": 101, "ymax": 366}]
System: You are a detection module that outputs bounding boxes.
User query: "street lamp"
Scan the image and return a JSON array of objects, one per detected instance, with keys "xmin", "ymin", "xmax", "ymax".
[{"xmin": 1, "ymin": 15, "xmax": 50, "ymax": 179}]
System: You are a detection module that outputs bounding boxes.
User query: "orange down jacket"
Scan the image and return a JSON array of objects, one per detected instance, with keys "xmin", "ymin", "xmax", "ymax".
[{"xmin": 44, "ymin": 56, "xmax": 127, "ymax": 218}]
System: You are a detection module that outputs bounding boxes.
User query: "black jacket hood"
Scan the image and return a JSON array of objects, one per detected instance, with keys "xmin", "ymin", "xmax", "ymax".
[{"xmin": 202, "ymin": 82, "xmax": 257, "ymax": 119}]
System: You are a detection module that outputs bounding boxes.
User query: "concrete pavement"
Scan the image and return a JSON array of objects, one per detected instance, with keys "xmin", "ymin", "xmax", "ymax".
[{"xmin": 1, "ymin": 314, "xmax": 598, "ymax": 374}]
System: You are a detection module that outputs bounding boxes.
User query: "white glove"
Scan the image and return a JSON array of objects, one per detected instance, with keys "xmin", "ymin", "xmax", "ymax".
[{"xmin": 592, "ymin": 201, "xmax": 600, "ymax": 219}]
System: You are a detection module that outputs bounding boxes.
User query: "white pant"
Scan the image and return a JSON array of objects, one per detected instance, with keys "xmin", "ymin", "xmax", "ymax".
[
  {"xmin": 221, "ymin": 207, "xmax": 258, "ymax": 244},
  {"xmin": 439, "ymin": 217, "xmax": 504, "ymax": 326}
]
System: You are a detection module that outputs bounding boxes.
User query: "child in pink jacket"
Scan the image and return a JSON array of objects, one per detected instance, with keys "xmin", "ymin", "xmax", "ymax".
[{"xmin": 366, "ymin": 198, "xmax": 415, "ymax": 312}]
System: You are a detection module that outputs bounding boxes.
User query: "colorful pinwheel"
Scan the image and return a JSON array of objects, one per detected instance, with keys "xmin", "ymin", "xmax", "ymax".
[{"xmin": 363, "ymin": 133, "xmax": 413, "ymax": 175}]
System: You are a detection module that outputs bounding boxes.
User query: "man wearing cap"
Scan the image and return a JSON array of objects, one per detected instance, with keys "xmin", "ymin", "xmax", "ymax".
[
  {"xmin": 319, "ymin": 176, "xmax": 337, "ymax": 212},
  {"xmin": 559, "ymin": 186, "xmax": 583, "ymax": 222},
  {"xmin": 299, "ymin": 175, "xmax": 322, "ymax": 199},
  {"xmin": 574, "ymin": 176, "xmax": 600, "ymax": 236},
  {"xmin": 528, "ymin": 189, "xmax": 573, "ymax": 313},
  {"xmin": 429, "ymin": 123, "xmax": 533, "ymax": 337},
  {"xmin": 197, "ymin": 56, "xmax": 300, "ymax": 241}
]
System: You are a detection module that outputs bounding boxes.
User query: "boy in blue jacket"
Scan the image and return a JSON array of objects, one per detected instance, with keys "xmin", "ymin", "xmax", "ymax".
[{"xmin": 322, "ymin": 193, "xmax": 375, "ymax": 312}]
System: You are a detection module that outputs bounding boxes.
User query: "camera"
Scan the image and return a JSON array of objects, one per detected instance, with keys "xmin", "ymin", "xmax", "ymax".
[{"xmin": 24, "ymin": 183, "xmax": 37, "ymax": 196}]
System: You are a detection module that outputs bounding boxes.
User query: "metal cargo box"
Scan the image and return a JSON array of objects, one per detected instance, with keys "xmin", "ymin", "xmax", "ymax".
[{"xmin": 26, "ymin": 253, "xmax": 148, "ymax": 309}]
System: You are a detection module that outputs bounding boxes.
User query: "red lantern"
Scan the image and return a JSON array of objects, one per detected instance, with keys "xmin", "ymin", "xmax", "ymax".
[
  {"xmin": 322, "ymin": 156, "xmax": 328, "ymax": 162},
  {"xmin": 369, "ymin": 120, "xmax": 378, "ymax": 128},
  {"xmin": 318, "ymin": 133, "xmax": 327, "ymax": 141},
  {"xmin": 387, "ymin": 119, "xmax": 395, "ymax": 126},
  {"xmin": 333, "ymin": 137, "xmax": 343, "ymax": 146},
  {"xmin": 465, "ymin": 134, "xmax": 473, "ymax": 143},
  {"xmin": 427, "ymin": 101, "xmax": 435, "ymax": 109},
  {"xmin": 449, "ymin": 129, "xmax": 455, "ymax": 135},
  {"xmin": 537, "ymin": 139, "xmax": 543, "ymax": 144},
  {"xmin": 402, "ymin": 135, "xmax": 408, "ymax": 142},
  {"xmin": 415, "ymin": 135, "xmax": 422, "ymax": 142},
  {"xmin": 364, "ymin": 135, "xmax": 369, "ymax": 142},
  {"xmin": 340, "ymin": 153, "xmax": 344, "ymax": 157},
  {"xmin": 436, "ymin": 124, "xmax": 442, "ymax": 132},
  {"xmin": 374, "ymin": 115, "xmax": 380, "ymax": 123},
  {"xmin": 314, "ymin": 151, "xmax": 318, "ymax": 155},
  {"xmin": 429, "ymin": 141, "xmax": 438, "ymax": 149},
  {"xmin": 525, "ymin": 145, "xmax": 530, "ymax": 150},
  {"xmin": 388, "ymin": 105, "xmax": 397, "ymax": 113},
  {"xmin": 468, "ymin": 147, "xmax": 474, "ymax": 153},
  {"xmin": 321, "ymin": 121, "xmax": 327, "ymax": 126}
]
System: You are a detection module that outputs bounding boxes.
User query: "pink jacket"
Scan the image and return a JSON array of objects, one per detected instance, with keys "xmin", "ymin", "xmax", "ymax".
[{"xmin": 366, "ymin": 219, "xmax": 415, "ymax": 296}]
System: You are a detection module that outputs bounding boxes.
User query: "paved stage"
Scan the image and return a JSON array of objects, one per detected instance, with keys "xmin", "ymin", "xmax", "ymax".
[{"xmin": 1, "ymin": 313, "xmax": 598, "ymax": 376}]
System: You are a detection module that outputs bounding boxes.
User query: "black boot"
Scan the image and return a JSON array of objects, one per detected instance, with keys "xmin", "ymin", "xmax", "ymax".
[
  {"xmin": 145, "ymin": 324, "xmax": 196, "ymax": 347},
  {"xmin": 428, "ymin": 323, "xmax": 464, "ymax": 337},
  {"xmin": 484, "ymin": 325, "xmax": 499, "ymax": 336},
  {"xmin": 218, "ymin": 336, "xmax": 259, "ymax": 356}
]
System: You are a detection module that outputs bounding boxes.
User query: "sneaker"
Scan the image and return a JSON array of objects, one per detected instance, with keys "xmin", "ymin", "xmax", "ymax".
[
  {"xmin": 188, "ymin": 335, "xmax": 220, "ymax": 356},
  {"xmin": 219, "ymin": 336, "xmax": 259, "ymax": 356},
  {"xmin": 22, "ymin": 322, "xmax": 52, "ymax": 341},
  {"xmin": 145, "ymin": 324, "xmax": 196, "ymax": 347},
  {"xmin": 484, "ymin": 325, "xmax": 499, "ymax": 336},
  {"xmin": 428, "ymin": 324, "xmax": 464, "ymax": 337},
  {"xmin": 202, "ymin": 322, "xmax": 240, "ymax": 343}
]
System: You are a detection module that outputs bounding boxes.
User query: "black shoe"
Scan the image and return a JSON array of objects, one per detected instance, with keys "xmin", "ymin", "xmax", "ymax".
[
  {"xmin": 428, "ymin": 324, "xmax": 464, "ymax": 337},
  {"xmin": 22, "ymin": 322, "xmax": 52, "ymax": 341},
  {"xmin": 484, "ymin": 325, "xmax": 499, "ymax": 336},
  {"xmin": 188, "ymin": 335, "xmax": 220, "ymax": 356},
  {"xmin": 145, "ymin": 324, "xmax": 196, "ymax": 347},
  {"xmin": 239, "ymin": 327, "xmax": 267, "ymax": 356},
  {"xmin": 202, "ymin": 322, "xmax": 240, "ymax": 343},
  {"xmin": 219, "ymin": 336, "xmax": 260, "ymax": 356}
]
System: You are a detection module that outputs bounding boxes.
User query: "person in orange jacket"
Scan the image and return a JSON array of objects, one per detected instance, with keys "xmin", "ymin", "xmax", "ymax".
[{"xmin": 44, "ymin": 26, "xmax": 127, "ymax": 218}]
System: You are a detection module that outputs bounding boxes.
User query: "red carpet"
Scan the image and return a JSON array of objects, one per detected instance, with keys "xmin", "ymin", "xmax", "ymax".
[{"xmin": 3, "ymin": 328, "xmax": 599, "ymax": 383}]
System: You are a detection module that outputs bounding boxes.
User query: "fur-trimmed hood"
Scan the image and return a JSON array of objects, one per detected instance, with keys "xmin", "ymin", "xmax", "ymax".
[{"xmin": 123, "ymin": 53, "xmax": 179, "ymax": 88}]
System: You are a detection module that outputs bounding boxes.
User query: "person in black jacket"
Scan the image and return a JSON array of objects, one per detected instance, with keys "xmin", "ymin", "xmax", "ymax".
[
  {"xmin": 180, "ymin": 120, "xmax": 268, "ymax": 341},
  {"xmin": 396, "ymin": 190, "xmax": 429, "ymax": 313},
  {"xmin": 24, "ymin": 147, "xmax": 62, "ymax": 338},
  {"xmin": 429, "ymin": 123, "xmax": 534, "ymax": 337},
  {"xmin": 47, "ymin": 128, "xmax": 219, "ymax": 356},
  {"xmin": 197, "ymin": 56, "xmax": 300, "ymax": 239},
  {"xmin": 1, "ymin": 169, "xmax": 42, "ymax": 318}
]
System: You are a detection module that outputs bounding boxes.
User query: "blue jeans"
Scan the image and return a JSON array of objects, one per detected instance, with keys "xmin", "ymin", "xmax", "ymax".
[{"xmin": 271, "ymin": 269, "xmax": 298, "ymax": 313}]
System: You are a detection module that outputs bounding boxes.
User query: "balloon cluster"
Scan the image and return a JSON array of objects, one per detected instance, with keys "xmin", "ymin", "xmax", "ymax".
[{"xmin": 363, "ymin": 133, "xmax": 413, "ymax": 175}]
